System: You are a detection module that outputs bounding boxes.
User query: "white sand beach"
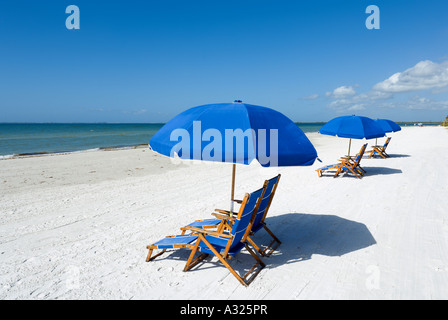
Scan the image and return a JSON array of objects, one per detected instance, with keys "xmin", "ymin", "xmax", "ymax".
[{"xmin": 1, "ymin": 126, "xmax": 447, "ymax": 300}]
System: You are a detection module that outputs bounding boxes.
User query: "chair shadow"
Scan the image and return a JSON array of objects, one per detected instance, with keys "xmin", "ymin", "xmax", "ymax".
[
  {"xmin": 388, "ymin": 154, "xmax": 410, "ymax": 158},
  {"xmin": 252, "ymin": 213, "xmax": 376, "ymax": 267},
  {"xmin": 366, "ymin": 154, "xmax": 410, "ymax": 159},
  {"xmin": 318, "ymin": 166, "xmax": 402, "ymax": 179},
  {"xmin": 148, "ymin": 213, "xmax": 376, "ymax": 276},
  {"xmin": 362, "ymin": 166, "xmax": 402, "ymax": 176}
]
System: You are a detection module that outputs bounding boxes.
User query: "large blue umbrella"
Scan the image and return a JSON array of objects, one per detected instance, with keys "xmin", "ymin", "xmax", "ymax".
[
  {"xmin": 150, "ymin": 100, "xmax": 318, "ymax": 207},
  {"xmin": 319, "ymin": 115, "xmax": 386, "ymax": 156}
]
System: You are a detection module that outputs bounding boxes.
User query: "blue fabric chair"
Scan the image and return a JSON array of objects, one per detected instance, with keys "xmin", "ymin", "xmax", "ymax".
[
  {"xmin": 182, "ymin": 188, "xmax": 265, "ymax": 286},
  {"xmin": 182, "ymin": 175, "xmax": 282, "ymax": 256}
]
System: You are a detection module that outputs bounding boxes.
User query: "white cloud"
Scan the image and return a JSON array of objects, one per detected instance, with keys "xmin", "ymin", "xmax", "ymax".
[
  {"xmin": 406, "ymin": 95, "xmax": 448, "ymax": 110},
  {"xmin": 333, "ymin": 85, "xmax": 356, "ymax": 96},
  {"xmin": 327, "ymin": 89, "xmax": 392, "ymax": 112},
  {"xmin": 373, "ymin": 60, "xmax": 448, "ymax": 93},
  {"xmin": 346, "ymin": 104, "xmax": 366, "ymax": 111},
  {"xmin": 326, "ymin": 85, "xmax": 357, "ymax": 98},
  {"xmin": 321, "ymin": 60, "xmax": 448, "ymax": 113}
]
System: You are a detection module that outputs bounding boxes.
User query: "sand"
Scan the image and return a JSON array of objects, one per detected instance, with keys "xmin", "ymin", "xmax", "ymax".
[{"xmin": 0, "ymin": 126, "xmax": 447, "ymax": 300}]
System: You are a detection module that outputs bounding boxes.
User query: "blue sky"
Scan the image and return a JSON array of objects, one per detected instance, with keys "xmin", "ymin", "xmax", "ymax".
[{"xmin": 1, "ymin": 0, "xmax": 448, "ymax": 123}]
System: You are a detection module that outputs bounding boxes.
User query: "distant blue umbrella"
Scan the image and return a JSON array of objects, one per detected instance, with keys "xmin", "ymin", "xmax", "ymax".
[
  {"xmin": 373, "ymin": 119, "xmax": 401, "ymax": 146},
  {"xmin": 150, "ymin": 100, "xmax": 318, "ymax": 208},
  {"xmin": 375, "ymin": 119, "xmax": 401, "ymax": 133},
  {"xmin": 319, "ymin": 115, "xmax": 386, "ymax": 156}
]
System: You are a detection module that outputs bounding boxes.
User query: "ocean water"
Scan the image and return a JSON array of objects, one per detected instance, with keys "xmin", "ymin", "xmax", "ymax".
[
  {"xmin": 0, "ymin": 123, "xmax": 325, "ymax": 157},
  {"xmin": 0, "ymin": 123, "xmax": 164, "ymax": 157},
  {"xmin": 3, "ymin": 122, "xmax": 436, "ymax": 157}
]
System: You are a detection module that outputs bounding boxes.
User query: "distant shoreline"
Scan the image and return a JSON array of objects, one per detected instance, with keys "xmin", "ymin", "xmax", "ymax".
[{"xmin": 0, "ymin": 144, "xmax": 148, "ymax": 160}]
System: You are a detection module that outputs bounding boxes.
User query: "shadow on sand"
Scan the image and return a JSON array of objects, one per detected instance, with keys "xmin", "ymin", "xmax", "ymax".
[
  {"xmin": 367, "ymin": 153, "xmax": 410, "ymax": 159},
  {"xmin": 146, "ymin": 213, "xmax": 376, "ymax": 275},
  {"xmin": 361, "ymin": 166, "xmax": 402, "ymax": 177},
  {"xmin": 319, "ymin": 166, "xmax": 402, "ymax": 179},
  {"xmin": 252, "ymin": 213, "xmax": 376, "ymax": 267}
]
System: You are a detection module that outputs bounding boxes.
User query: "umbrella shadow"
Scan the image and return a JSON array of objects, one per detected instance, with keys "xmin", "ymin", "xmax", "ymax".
[{"xmin": 252, "ymin": 213, "xmax": 376, "ymax": 267}]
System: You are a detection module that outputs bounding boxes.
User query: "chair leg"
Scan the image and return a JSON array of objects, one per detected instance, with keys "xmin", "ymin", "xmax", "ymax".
[
  {"xmin": 184, "ymin": 237, "xmax": 202, "ymax": 272},
  {"xmin": 348, "ymin": 167, "xmax": 362, "ymax": 179},
  {"xmin": 262, "ymin": 226, "xmax": 281, "ymax": 257},
  {"xmin": 333, "ymin": 167, "xmax": 342, "ymax": 178},
  {"xmin": 242, "ymin": 244, "xmax": 266, "ymax": 286},
  {"xmin": 247, "ymin": 236, "xmax": 263, "ymax": 256},
  {"xmin": 146, "ymin": 247, "xmax": 167, "ymax": 262},
  {"xmin": 185, "ymin": 234, "xmax": 265, "ymax": 286}
]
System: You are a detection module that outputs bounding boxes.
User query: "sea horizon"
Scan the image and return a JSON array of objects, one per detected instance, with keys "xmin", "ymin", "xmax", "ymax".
[{"xmin": 0, "ymin": 121, "xmax": 440, "ymax": 158}]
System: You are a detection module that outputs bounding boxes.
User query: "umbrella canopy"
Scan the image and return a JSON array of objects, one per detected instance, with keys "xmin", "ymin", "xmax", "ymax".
[
  {"xmin": 375, "ymin": 119, "xmax": 401, "ymax": 133},
  {"xmin": 150, "ymin": 101, "xmax": 318, "ymax": 209},
  {"xmin": 150, "ymin": 101, "xmax": 318, "ymax": 167},
  {"xmin": 319, "ymin": 115, "xmax": 386, "ymax": 140},
  {"xmin": 319, "ymin": 115, "xmax": 386, "ymax": 156}
]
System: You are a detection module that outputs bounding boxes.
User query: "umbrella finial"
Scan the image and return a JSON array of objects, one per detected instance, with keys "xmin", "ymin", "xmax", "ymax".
[{"xmin": 234, "ymin": 100, "xmax": 243, "ymax": 103}]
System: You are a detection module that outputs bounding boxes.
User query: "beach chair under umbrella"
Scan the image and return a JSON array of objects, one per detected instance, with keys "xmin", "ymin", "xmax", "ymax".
[{"xmin": 318, "ymin": 115, "xmax": 386, "ymax": 157}]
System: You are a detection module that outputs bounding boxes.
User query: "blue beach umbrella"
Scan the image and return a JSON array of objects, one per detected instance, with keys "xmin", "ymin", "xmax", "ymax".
[
  {"xmin": 319, "ymin": 115, "xmax": 386, "ymax": 156},
  {"xmin": 150, "ymin": 100, "xmax": 318, "ymax": 207},
  {"xmin": 374, "ymin": 118, "xmax": 401, "ymax": 145},
  {"xmin": 374, "ymin": 119, "xmax": 401, "ymax": 133}
]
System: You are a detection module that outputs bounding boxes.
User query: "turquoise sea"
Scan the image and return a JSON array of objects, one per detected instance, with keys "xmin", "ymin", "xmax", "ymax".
[
  {"xmin": 0, "ymin": 122, "xmax": 436, "ymax": 157},
  {"xmin": 0, "ymin": 123, "xmax": 323, "ymax": 157}
]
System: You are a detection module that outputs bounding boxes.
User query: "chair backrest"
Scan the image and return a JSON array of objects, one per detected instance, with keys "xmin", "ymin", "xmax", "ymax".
[
  {"xmin": 383, "ymin": 137, "xmax": 391, "ymax": 149},
  {"xmin": 229, "ymin": 187, "xmax": 264, "ymax": 247},
  {"xmin": 252, "ymin": 175, "xmax": 281, "ymax": 228},
  {"xmin": 353, "ymin": 143, "xmax": 367, "ymax": 166}
]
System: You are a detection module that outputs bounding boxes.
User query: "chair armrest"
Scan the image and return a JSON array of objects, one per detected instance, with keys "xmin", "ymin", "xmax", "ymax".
[
  {"xmin": 232, "ymin": 199, "xmax": 243, "ymax": 204},
  {"xmin": 182, "ymin": 226, "xmax": 232, "ymax": 238},
  {"xmin": 211, "ymin": 212, "xmax": 236, "ymax": 220},
  {"xmin": 214, "ymin": 209, "xmax": 238, "ymax": 216}
]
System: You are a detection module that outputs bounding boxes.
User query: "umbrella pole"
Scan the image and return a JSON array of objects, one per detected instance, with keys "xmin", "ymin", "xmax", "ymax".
[
  {"xmin": 348, "ymin": 139, "xmax": 352, "ymax": 156},
  {"xmin": 230, "ymin": 164, "xmax": 236, "ymax": 212}
]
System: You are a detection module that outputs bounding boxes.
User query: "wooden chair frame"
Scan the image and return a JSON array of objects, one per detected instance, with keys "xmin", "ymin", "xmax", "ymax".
[
  {"xmin": 316, "ymin": 144, "xmax": 367, "ymax": 179},
  {"xmin": 367, "ymin": 137, "xmax": 391, "ymax": 159},
  {"xmin": 182, "ymin": 175, "xmax": 282, "ymax": 257},
  {"xmin": 181, "ymin": 190, "xmax": 266, "ymax": 286}
]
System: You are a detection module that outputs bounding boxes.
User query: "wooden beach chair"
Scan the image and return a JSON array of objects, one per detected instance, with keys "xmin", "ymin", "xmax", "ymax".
[
  {"xmin": 316, "ymin": 144, "xmax": 367, "ymax": 179},
  {"xmin": 337, "ymin": 143, "xmax": 367, "ymax": 178},
  {"xmin": 367, "ymin": 137, "xmax": 391, "ymax": 159},
  {"xmin": 181, "ymin": 188, "xmax": 266, "ymax": 286},
  {"xmin": 182, "ymin": 174, "xmax": 282, "ymax": 257}
]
